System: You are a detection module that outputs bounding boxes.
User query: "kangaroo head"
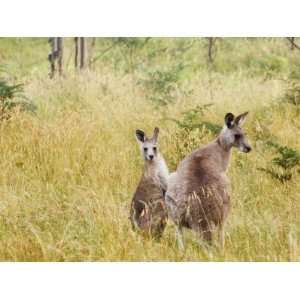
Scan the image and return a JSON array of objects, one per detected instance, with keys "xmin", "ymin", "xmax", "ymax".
[
  {"xmin": 135, "ymin": 127, "xmax": 160, "ymax": 162},
  {"xmin": 220, "ymin": 112, "xmax": 252, "ymax": 153}
]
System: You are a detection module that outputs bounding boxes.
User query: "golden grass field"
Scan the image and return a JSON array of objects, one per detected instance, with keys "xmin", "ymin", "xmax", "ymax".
[{"xmin": 0, "ymin": 38, "xmax": 299, "ymax": 261}]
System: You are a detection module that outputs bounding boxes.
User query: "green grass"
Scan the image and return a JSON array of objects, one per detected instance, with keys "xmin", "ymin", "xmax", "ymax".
[{"xmin": 0, "ymin": 38, "xmax": 299, "ymax": 261}]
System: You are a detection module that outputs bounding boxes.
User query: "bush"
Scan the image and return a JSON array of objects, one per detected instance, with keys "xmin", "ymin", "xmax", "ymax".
[
  {"xmin": 166, "ymin": 104, "xmax": 221, "ymax": 163},
  {"xmin": 140, "ymin": 63, "xmax": 189, "ymax": 107},
  {"xmin": 112, "ymin": 38, "xmax": 150, "ymax": 73},
  {"xmin": 282, "ymin": 70, "xmax": 300, "ymax": 105},
  {"xmin": 258, "ymin": 141, "xmax": 300, "ymax": 183},
  {"xmin": 0, "ymin": 79, "xmax": 36, "ymax": 119},
  {"xmin": 167, "ymin": 104, "xmax": 221, "ymax": 134}
]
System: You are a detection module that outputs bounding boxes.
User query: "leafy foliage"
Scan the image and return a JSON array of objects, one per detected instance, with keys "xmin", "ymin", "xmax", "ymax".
[
  {"xmin": 141, "ymin": 63, "xmax": 189, "ymax": 107},
  {"xmin": 267, "ymin": 141, "xmax": 300, "ymax": 170},
  {"xmin": 282, "ymin": 70, "xmax": 300, "ymax": 105},
  {"xmin": 166, "ymin": 104, "xmax": 222, "ymax": 164},
  {"xmin": 112, "ymin": 38, "xmax": 151, "ymax": 74},
  {"xmin": 0, "ymin": 79, "xmax": 36, "ymax": 118},
  {"xmin": 113, "ymin": 38, "xmax": 151, "ymax": 49},
  {"xmin": 0, "ymin": 80, "xmax": 23, "ymax": 100},
  {"xmin": 167, "ymin": 104, "xmax": 221, "ymax": 134},
  {"xmin": 258, "ymin": 141, "xmax": 300, "ymax": 182}
]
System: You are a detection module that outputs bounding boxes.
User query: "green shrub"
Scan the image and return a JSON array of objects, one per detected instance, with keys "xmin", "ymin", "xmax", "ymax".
[
  {"xmin": 282, "ymin": 70, "xmax": 300, "ymax": 105},
  {"xmin": 0, "ymin": 79, "xmax": 36, "ymax": 119},
  {"xmin": 167, "ymin": 104, "xmax": 221, "ymax": 133},
  {"xmin": 258, "ymin": 141, "xmax": 300, "ymax": 182},
  {"xmin": 140, "ymin": 63, "xmax": 188, "ymax": 107},
  {"xmin": 166, "ymin": 104, "xmax": 221, "ymax": 163},
  {"xmin": 112, "ymin": 38, "xmax": 150, "ymax": 73}
]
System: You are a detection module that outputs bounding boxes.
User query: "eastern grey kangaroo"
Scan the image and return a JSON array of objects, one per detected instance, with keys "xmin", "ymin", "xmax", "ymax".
[
  {"xmin": 166, "ymin": 112, "xmax": 251, "ymax": 249},
  {"xmin": 130, "ymin": 127, "xmax": 169, "ymax": 239}
]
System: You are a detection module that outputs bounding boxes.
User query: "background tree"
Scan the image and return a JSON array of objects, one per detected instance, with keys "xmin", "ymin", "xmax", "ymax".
[
  {"xmin": 48, "ymin": 37, "xmax": 64, "ymax": 78},
  {"xmin": 74, "ymin": 37, "xmax": 80, "ymax": 69},
  {"xmin": 57, "ymin": 38, "xmax": 63, "ymax": 75},
  {"xmin": 80, "ymin": 37, "xmax": 86, "ymax": 69},
  {"xmin": 286, "ymin": 37, "xmax": 300, "ymax": 51},
  {"xmin": 207, "ymin": 37, "xmax": 217, "ymax": 64},
  {"xmin": 74, "ymin": 37, "xmax": 88, "ymax": 70}
]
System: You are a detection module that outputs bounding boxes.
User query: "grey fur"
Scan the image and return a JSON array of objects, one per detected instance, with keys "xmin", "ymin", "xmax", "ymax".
[
  {"xmin": 166, "ymin": 112, "xmax": 251, "ymax": 248},
  {"xmin": 130, "ymin": 127, "xmax": 169, "ymax": 238}
]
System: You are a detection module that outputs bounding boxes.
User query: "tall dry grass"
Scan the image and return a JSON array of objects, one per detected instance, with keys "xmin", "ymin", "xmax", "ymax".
[{"xmin": 0, "ymin": 38, "xmax": 299, "ymax": 261}]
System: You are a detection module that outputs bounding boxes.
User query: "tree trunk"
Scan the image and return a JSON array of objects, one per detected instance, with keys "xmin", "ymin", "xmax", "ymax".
[
  {"xmin": 49, "ymin": 37, "xmax": 57, "ymax": 78},
  {"xmin": 57, "ymin": 37, "xmax": 63, "ymax": 75},
  {"xmin": 208, "ymin": 37, "xmax": 214, "ymax": 64},
  {"xmin": 91, "ymin": 37, "xmax": 96, "ymax": 48},
  {"xmin": 48, "ymin": 37, "xmax": 64, "ymax": 78},
  {"xmin": 290, "ymin": 37, "xmax": 295, "ymax": 50},
  {"xmin": 80, "ymin": 37, "xmax": 86, "ymax": 69},
  {"xmin": 75, "ymin": 37, "xmax": 79, "ymax": 69},
  {"xmin": 89, "ymin": 38, "xmax": 96, "ymax": 68}
]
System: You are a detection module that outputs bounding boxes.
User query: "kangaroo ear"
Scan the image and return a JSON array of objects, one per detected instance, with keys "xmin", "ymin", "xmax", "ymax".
[
  {"xmin": 136, "ymin": 129, "xmax": 145, "ymax": 143},
  {"xmin": 152, "ymin": 127, "xmax": 159, "ymax": 142},
  {"xmin": 235, "ymin": 112, "xmax": 249, "ymax": 127},
  {"xmin": 224, "ymin": 113, "xmax": 235, "ymax": 129}
]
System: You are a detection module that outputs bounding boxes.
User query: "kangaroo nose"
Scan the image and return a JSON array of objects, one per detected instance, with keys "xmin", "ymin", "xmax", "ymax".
[
  {"xmin": 245, "ymin": 146, "xmax": 252, "ymax": 153},
  {"xmin": 149, "ymin": 155, "xmax": 154, "ymax": 160}
]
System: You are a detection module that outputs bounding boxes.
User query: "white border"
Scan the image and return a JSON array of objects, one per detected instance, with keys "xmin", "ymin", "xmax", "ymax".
[
  {"xmin": 1, "ymin": 0, "xmax": 300, "ymax": 36},
  {"xmin": 0, "ymin": 263, "xmax": 299, "ymax": 300}
]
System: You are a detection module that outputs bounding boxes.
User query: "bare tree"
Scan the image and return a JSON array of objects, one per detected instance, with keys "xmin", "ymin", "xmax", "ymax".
[
  {"xmin": 80, "ymin": 37, "xmax": 86, "ymax": 69},
  {"xmin": 74, "ymin": 37, "xmax": 80, "ymax": 69},
  {"xmin": 48, "ymin": 38, "xmax": 57, "ymax": 78},
  {"xmin": 89, "ymin": 38, "xmax": 96, "ymax": 68},
  {"xmin": 208, "ymin": 37, "xmax": 213, "ymax": 63},
  {"xmin": 290, "ymin": 37, "xmax": 295, "ymax": 50},
  {"xmin": 57, "ymin": 37, "xmax": 64, "ymax": 75},
  {"xmin": 207, "ymin": 37, "xmax": 217, "ymax": 64},
  {"xmin": 286, "ymin": 37, "xmax": 300, "ymax": 51},
  {"xmin": 48, "ymin": 37, "xmax": 64, "ymax": 78},
  {"xmin": 74, "ymin": 37, "xmax": 88, "ymax": 70}
]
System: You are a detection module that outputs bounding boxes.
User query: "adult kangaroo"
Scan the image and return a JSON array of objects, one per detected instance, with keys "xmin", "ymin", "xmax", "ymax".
[{"xmin": 165, "ymin": 112, "xmax": 251, "ymax": 249}]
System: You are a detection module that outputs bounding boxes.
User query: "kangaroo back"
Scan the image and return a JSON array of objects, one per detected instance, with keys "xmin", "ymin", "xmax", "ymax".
[{"xmin": 166, "ymin": 112, "xmax": 251, "ymax": 246}]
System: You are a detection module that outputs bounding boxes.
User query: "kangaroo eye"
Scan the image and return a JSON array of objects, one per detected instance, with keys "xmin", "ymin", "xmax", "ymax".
[
  {"xmin": 144, "ymin": 147, "xmax": 148, "ymax": 152},
  {"xmin": 234, "ymin": 134, "xmax": 242, "ymax": 139},
  {"xmin": 153, "ymin": 147, "xmax": 157, "ymax": 152}
]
